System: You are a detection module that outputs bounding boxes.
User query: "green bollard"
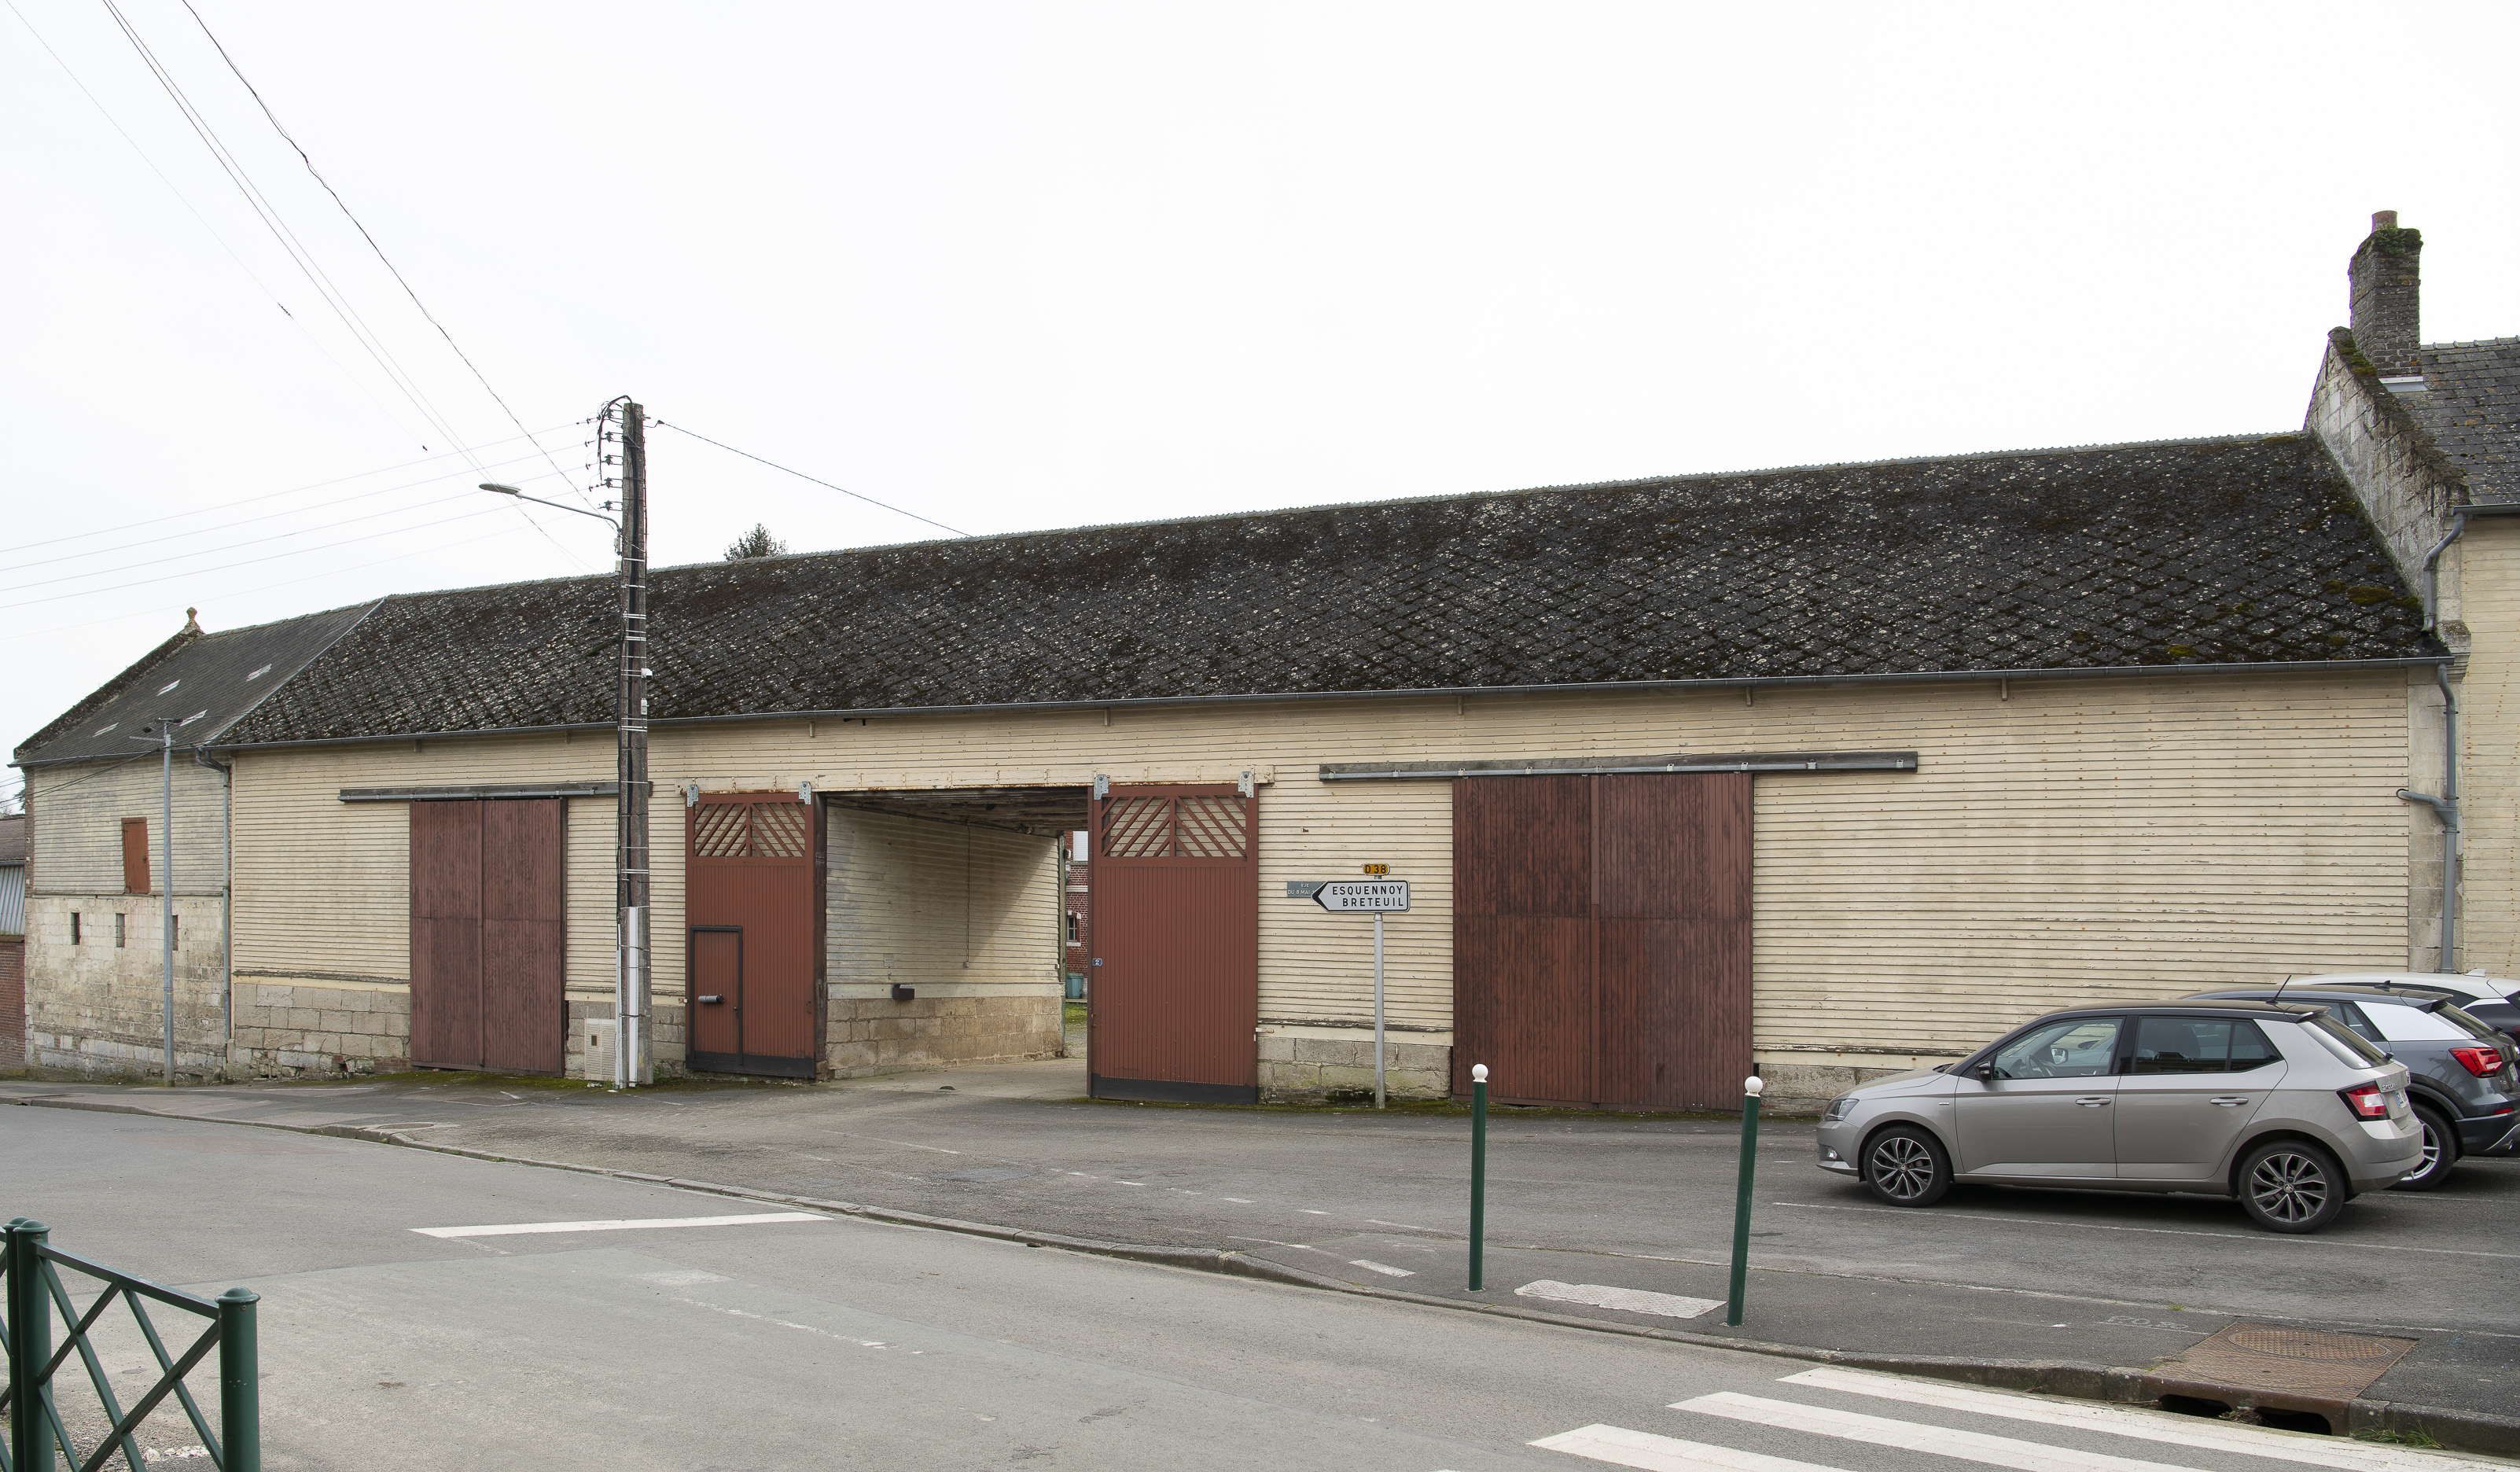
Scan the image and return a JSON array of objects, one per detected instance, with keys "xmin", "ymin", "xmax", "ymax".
[
  {"xmin": 219, "ymin": 1288, "xmax": 260, "ymax": 1472},
  {"xmin": 1725, "ymin": 1074, "xmax": 1764, "ymax": 1327},
  {"xmin": 9, "ymin": 1217, "xmax": 55, "ymax": 1472},
  {"xmin": 1469, "ymin": 1063, "xmax": 1488, "ymax": 1291}
]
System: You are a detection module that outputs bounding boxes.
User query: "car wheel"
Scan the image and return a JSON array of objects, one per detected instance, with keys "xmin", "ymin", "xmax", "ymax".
[
  {"xmin": 2391, "ymin": 1104, "xmax": 2458, "ymax": 1192},
  {"xmin": 1861, "ymin": 1125, "xmax": 1952, "ymax": 1208},
  {"xmin": 2238, "ymin": 1139, "xmax": 2347, "ymax": 1233}
]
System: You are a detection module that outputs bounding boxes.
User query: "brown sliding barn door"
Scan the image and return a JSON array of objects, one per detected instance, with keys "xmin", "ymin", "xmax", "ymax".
[
  {"xmin": 1452, "ymin": 773, "xmax": 1749, "ymax": 1110},
  {"xmin": 1090, "ymin": 784, "xmax": 1259, "ymax": 1104},
  {"xmin": 684, "ymin": 793, "xmax": 820, "ymax": 1078},
  {"xmin": 410, "ymin": 798, "xmax": 566, "ymax": 1074}
]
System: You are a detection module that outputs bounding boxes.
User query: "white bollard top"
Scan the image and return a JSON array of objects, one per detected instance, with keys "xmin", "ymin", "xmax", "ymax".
[
  {"xmin": 1472, "ymin": 1063, "xmax": 1488, "ymax": 1083},
  {"xmin": 1744, "ymin": 1074, "xmax": 1764, "ymax": 1098}
]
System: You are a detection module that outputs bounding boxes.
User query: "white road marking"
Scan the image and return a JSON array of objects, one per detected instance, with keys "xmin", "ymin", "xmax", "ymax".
[
  {"xmin": 1227, "ymin": 1235, "xmax": 1331, "ymax": 1255},
  {"xmin": 1349, "ymin": 1259, "xmax": 1415, "ymax": 1277},
  {"xmin": 1223, "ymin": 1197, "xmax": 1255, "ymax": 1203},
  {"xmin": 1533, "ymin": 1424, "xmax": 1858, "ymax": 1472},
  {"xmin": 1782, "ymin": 1367, "xmax": 2514, "ymax": 1472},
  {"xmin": 414, "ymin": 1212, "xmax": 828, "ymax": 1238},
  {"xmin": 1115, "ymin": 1180, "xmax": 1145, "ymax": 1186},
  {"xmin": 1300, "ymin": 1209, "xmax": 1330, "ymax": 1215},
  {"xmin": 639, "ymin": 1270, "xmax": 730, "ymax": 1286},
  {"xmin": 852, "ymin": 1135, "xmax": 961, "ymax": 1155},
  {"xmin": 1678, "ymin": 1392, "xmax": 2206, "ymax": 1471},
  {"xmin": 1772, "ymin": 1202, "xmax": 2520, "ymax": 1260},
  {"xmin": 1369, "ymin": 1220, "xmax": 1439, "ymax": 1231},
  {"xmin": 1517, "ymin": 1280, "xmax": 1721, "ymax": 1320}
]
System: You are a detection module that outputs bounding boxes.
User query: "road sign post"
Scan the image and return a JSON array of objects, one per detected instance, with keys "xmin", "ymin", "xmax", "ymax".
[{"xmin": 1312, "ymin": 880, "xmax": 1410, "ymax": 1109}]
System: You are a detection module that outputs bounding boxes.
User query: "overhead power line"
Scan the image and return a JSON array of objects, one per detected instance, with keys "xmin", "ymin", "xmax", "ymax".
[
  {"xmin": 0, "ymin": 504, "xmax": 517, "ymax": 611},
  {"xmin": 172, "ymin": 0, "xmax": 594, "ymax": 512},
  {"xmin": 652, "ymin": 420, "xmax": 973, "ymax": 539},
  {"xmin": 0, "ymin": 447, "xmax": 576, "ymax": 578}
]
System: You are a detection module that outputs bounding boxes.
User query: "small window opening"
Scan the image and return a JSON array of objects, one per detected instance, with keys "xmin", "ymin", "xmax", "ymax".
[
  {"xmin": 71, "ymin": 912, "xmax": 82, "ymax": 944},
  {"xmin": 115, "ymin": 913, "xmax": 127, "ymax": 948}
]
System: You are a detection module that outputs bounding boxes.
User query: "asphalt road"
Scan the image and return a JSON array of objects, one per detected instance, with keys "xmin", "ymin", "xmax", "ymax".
[{"xmin": 6, "ymin": 1107, "xmax": 2507, "ymax": 1472}]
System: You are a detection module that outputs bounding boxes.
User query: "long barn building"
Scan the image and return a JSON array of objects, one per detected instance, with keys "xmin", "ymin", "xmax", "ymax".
[{"xmin": 16, "ymin": 215, "xmax": 2515, "ymax": 1109}]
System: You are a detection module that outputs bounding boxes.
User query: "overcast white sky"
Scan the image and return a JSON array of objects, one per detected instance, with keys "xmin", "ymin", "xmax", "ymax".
[{"xmin": 6, "ymin": 1, "xmax": 2517, "ymax": 785}]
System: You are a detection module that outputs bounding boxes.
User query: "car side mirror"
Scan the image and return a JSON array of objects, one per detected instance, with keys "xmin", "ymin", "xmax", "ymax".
[{"xmin": 1972, "ymin": 1062, "xmax": 1998, "ymax": 1084}]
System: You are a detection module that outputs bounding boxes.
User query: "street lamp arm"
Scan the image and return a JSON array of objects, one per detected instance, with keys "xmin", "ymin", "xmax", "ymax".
[{"xmin": 480, "ymin": 483, "xmax": 618, "ymax": 529}]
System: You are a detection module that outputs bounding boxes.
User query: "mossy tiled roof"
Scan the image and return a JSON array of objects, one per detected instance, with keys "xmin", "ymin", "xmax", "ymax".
[{"xmin": 217, "ymin": 433, "xmax": 2437, "ymax": 745}]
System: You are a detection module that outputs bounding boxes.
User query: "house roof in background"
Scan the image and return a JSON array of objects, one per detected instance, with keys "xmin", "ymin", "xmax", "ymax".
[
  {"xmin": 14, "ymin": 602, "xmax": 377, "ymax": 766},
  {"xmin": 2408, "ymin": 337, "xmax": 2520, "ymax": 503},
  {"xmin": 214, "ymin": 432, "xmax": 2437, "ymax": 748},
  {"xmin": 0, "ymin": 814, "xmax": 24, "ymax": 866}
]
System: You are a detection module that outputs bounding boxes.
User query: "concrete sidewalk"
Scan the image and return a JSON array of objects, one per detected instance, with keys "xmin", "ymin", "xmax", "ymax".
[{"xmin": 9, "ymin": 1059, "xmax": 2516, "ymax": 1452}]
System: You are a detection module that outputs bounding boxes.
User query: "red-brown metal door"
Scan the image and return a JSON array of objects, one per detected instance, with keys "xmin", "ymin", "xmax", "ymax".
[
  {"xmin": 688, "ymin": 928, "xmax": 741, "ymax": 1058},
  {"xmin": 410, "ymin": 800, "xmax": 482, "ymax": 1069},
  {"xmin": 1451, "ymin": 774, "xmax": 1750, "ymax": 1110},
  {"xmin": 1596, "ymin": 774, "xmax": 1752, "ymax": 1110},
  {"xmin": 686, "ymin": 793, "xmax": 819, "ymax": 1077},
  {"xmin": 1089, "ymin": 783, "xmax": 1258, "ymax": 1104},
  {"xmin": 410, "ymin": 798, "xmax": 566, "ymax": 1074},
  {"xmin": 481, "ymin": 798, "xmax": 567, "ymax": 1074}
]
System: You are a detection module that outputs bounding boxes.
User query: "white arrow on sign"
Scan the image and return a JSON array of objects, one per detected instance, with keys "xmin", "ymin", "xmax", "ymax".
[{"xmin": 1314, "ymin": 880, "xmax": 1409, "ymax": 913}]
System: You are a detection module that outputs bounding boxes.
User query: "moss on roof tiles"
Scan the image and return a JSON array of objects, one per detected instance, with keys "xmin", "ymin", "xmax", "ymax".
[{"xmin": 219, "ymin": 435, "xmax": 2438, "ymax": 744}]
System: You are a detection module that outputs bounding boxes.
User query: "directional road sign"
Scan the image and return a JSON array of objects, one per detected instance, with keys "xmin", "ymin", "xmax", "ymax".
[{"xmin": 1313, "ymin": 879, "xmax": 1409, "ymax": 913}]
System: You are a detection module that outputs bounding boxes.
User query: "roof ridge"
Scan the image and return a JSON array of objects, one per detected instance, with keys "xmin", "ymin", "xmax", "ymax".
[
  {"xmin": 388, "ymin": 429, "xmax": 2316, "ymax": 596},
  {"xmin": 2420, "ymin": 335, "xmax": 2520, "ymax": 351}
]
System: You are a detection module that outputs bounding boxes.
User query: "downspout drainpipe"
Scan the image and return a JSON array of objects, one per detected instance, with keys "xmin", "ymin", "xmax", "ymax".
[
  {"xmin": 2400, "ymin": 521, "xmax": 2469, "ymax": 972},
  {"xmin": 193, "ymin": 748, "xmax": 234, "ymax": 1058}
]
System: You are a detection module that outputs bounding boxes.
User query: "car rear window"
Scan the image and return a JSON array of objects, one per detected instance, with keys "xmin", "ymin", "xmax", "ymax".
[
  {"xmin": 2303, "ymin": 1013, "xmax": 2389, "ymax": 1065},
  {"xmin": 2364, "ymin": 1000, "xmax": 2491, "ymax": 1043}
]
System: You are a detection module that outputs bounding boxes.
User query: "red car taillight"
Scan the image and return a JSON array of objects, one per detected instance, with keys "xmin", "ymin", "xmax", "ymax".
[
  {"xmin": 2449, "ymin": 1045, "xmax": 2507, "ymax": 1078},
  {"xmin": 2338, "ymin": 1081, "xmax": 2391, "ymax": 1120}
]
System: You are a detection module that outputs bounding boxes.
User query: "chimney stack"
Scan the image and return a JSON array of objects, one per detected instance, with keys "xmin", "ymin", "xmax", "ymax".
[{"xmin": 2348, "ymin": 209, "xmax": 2422, "ymax": 374}]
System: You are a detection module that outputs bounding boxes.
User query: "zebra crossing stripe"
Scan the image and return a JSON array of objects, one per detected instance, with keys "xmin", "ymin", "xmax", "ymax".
[
  {"xmin": 1781, "ymin": 1367, "xmax": 2508, "ymax": 1472},
  {"xmin": 1532, "ymin": 1424, "xmax": 1860, "ymax": 1472},
  {"xmin": 1674, "ymin": 1393, "xmax": 2201, "ymax": 1472}
]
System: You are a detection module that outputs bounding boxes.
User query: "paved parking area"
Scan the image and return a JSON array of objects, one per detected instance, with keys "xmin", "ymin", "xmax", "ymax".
[{"xmin": 8, "ymin": 1062, "xmax": 2514, "ymax": 1422}]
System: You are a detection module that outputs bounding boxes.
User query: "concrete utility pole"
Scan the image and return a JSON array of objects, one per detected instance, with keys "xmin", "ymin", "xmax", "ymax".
[
  {"xmin": 616, "ymin": 401, "xmax": 653, "ymax": 1087},
  {"xmin": 483, "ymin": 396, "xmax": 651, "ymax": 1087}
]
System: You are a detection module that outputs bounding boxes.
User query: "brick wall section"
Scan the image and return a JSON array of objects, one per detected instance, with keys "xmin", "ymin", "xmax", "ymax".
[
  {"xmin": 2348, "ymin": 219, "xmax": 2423, "ymax": 375},
  {"xmin": 0, "ymin": 937, "xmax": 24, "ymax": 1069}
]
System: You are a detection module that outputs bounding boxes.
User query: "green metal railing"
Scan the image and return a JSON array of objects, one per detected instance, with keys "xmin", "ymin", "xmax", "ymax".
[{"xmin": 2, "ymin": 1219, "xmax": 257, "ymax": 1472}]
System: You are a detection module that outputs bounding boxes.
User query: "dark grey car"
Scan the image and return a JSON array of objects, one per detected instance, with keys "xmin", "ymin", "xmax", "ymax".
[{"xmin": 2186, "ymin": 985, "xmax": 2520, "ymax": 1189}]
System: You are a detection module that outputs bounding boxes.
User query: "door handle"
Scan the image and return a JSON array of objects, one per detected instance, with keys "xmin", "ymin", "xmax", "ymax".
[
  {"xmin": 2074, "ymin": 1097, "xmax": 2110, "ymax": 1107},
  {"xmin": 2211, "ymin": 1096, "xmax": 2249, "ymax": 1106},
  {"xmin": 697, "ymin": 995, "xmax": 723, "ymax": 1004}
]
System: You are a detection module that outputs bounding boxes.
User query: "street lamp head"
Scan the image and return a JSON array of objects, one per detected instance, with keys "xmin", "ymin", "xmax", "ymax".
[{"xmin": 480, "ymin": 482, "xmax": 523, "ymax": 495}]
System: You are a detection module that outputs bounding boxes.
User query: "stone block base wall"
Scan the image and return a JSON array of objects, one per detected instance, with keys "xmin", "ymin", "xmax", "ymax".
[
  {"xmin": 823, "ymin": 992, "xmax": 1061, "ymax": 1078},
  {"xmin": 1757, "ymin": 1054, "xmax": 1959, "ymax": 1116},
  {"xmin": 0, "ymin": 937, "xmax": 23, "ymax": 1069},
  {"xmin": 565, "ymin": 996, "xmax": 689, "ymax": 1081},
  {"xmin": 1259, "ymin": 1030, "xmax": 1449, "ymax": 1102},
  {"xmin": 25, "ymin": 896, "xmax": 229, "ymax": 1080},
  {"xmin": 230, "ymin": 979, "xmax": 410, "ymax": 1076}
]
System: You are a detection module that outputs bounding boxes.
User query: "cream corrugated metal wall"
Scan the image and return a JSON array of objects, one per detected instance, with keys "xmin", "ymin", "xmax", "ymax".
[
  {"xmin": 826, "ymin": 808, "xmax": 1056, "ymax": 997},
  {"xmin": 229, "ymin": 668, "xmax": 2418, "ymax": 1061},
  {"xmin": 28, "ymin": 761, "xmax": 226, "ymax": 896}
]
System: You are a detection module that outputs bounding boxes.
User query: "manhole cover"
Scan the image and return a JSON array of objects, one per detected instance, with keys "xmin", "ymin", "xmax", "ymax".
[
  {"xmin": 2141, "ymin": 1321, "xmax": 2417, "ymax": 1421},
  {"xmin": 2224, "ymin": 1327, "xmax": 2403, "ymax": 1362}
]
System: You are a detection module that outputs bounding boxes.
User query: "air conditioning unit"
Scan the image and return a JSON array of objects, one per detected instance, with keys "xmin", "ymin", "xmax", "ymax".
[{"xmin": 583, "ymin": 1018, "xmax": 619, "ymax": 1084}]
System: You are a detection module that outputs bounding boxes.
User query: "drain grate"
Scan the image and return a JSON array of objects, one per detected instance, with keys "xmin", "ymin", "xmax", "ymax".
[{"xmin": 2141, "ymin": 1321, "xmax": 2417, "ymax": 1429}]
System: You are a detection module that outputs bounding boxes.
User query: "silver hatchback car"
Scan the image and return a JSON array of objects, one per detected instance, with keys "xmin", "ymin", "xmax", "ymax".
[{"xmin": 1813, "ymin": 999, "xmax": 2422, "ymax": 1232}]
